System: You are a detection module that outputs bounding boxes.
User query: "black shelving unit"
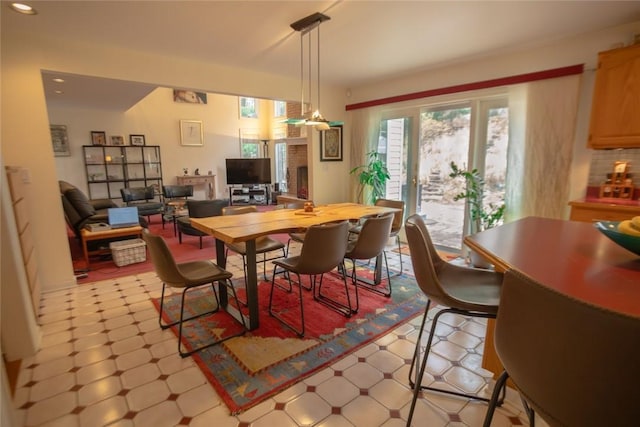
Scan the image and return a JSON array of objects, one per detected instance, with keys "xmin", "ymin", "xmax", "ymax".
[{"xmin": 83, "ymin": 145, "xmax": 163, "ymax": 202}]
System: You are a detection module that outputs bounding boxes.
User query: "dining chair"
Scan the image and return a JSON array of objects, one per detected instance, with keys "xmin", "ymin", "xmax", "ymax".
[
  {"xmin": 268, "ymin": 220, "xmax": 351, "ymax": 336},
  {"xmin": 344, "ymin": 212, "xmax": 394, "ymax": 311},
  {"xmin": 483, "ymin": 269, "xmax": 640, "ymax": 427},
  {"xmin": 176, "ymin": 199, "xmax": 228, "ymax": 248},
  {"xmin": 142, "ymin": 228, "xmax": 246, "ymax": 358},
  {"xmin": 283, "ymin": 200, "xmax": 313, "ymax": 256},
  {"xmin": 221, "ymin": 205, "xmax": 286, "ymax": 293},
  {"xmin": 350, "ymin": 198, "xmax": 405, "ymax": 274},
  {"xmin": 404, "ymin": 214, "xmax": 504, "ymax": 426}
]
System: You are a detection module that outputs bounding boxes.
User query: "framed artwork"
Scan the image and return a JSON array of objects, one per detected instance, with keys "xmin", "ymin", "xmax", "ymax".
[
  {"xmin": 91, "ymin": 131, "xmax": 106, "ymax": 146},
  {"xmin": 130, "ymin": 134, "xmax": 146, "ymax": 146},
  {"xmin": 180, "ymin": 120, "xmax": 204, "ymax": 146},
  {"xmin": 110, "ymin": 135, "xmax": 124, "ymax": 146},
  {"xmin": 50, "ymin": 125, "xmax": 70, "ymax": 157},
  {"xmin": 320, "ymin": 125, "xmax": 343, "ymax": 161},
  {"xmin": 173, "ymin": 89, "xmax": 207, "ymax": 104}
]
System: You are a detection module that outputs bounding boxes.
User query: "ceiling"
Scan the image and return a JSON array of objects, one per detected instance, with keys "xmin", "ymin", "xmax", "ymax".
[{"xmin": 4, "ymin": 1, "xmax": 640, "ymax": 110}]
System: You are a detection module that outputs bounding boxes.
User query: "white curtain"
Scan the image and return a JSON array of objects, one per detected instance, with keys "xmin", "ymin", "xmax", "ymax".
[
  {"xmin": 506, "ymin": 74, "xmax": 582, "ymax": 221},
  {"xmin": 348, "ymin": 107, "xmax": 382, "ymax": 202}
]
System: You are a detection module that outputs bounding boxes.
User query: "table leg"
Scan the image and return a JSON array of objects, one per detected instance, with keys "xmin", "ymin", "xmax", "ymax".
[
  {"xmin": 82, "ymin": 236, "xmax": 90, "ymax": 267},
  {"xmin": 215, "ymin": 238, "xmax": 228, "ymax": 307},
  {"xmin": 244, "ymin": 240, "xmax": 259, "ymax": 330}
]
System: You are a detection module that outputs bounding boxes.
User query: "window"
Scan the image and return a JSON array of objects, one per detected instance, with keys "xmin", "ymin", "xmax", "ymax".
[
  {"xmin": 239, "ymin": 97, "xmax": 258, "ymax": 118},
  {"xmin": 274, "ymin": 141, "xmax": 287, "ymax": 190},
  {"xmin": 274, "ymin": 100, "xmax": 286, "ymax": 118},
  {"xmin": 240, "ymin": 129, "xmax": 260, "ymax": 158}
]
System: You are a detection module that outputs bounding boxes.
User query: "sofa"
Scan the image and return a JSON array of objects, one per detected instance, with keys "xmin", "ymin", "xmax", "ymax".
[{"xmin": 59, "ymin": 181, "xmax": 147, "ymax": 237}]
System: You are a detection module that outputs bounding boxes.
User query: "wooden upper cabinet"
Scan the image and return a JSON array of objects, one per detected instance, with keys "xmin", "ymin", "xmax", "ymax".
[{"xmin": 588, "ymin": 44, "xmax": 640, "ymax": 149}]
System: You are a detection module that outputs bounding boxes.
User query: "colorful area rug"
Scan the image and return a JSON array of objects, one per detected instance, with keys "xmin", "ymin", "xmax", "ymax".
[{"xmin": 152, "ymin": 266, "xmax": 426, "ymax": 414}]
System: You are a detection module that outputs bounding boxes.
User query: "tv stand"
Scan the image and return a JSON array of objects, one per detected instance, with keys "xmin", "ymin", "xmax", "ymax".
[{"xmin": 229, "ymin": 185, "xmax": 269, "ymax": 205}]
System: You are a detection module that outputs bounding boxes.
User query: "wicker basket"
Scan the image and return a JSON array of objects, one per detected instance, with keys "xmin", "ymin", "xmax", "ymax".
[{"xmin": 109, "ymin": 239, "xmax": 146, "ymax": 267}]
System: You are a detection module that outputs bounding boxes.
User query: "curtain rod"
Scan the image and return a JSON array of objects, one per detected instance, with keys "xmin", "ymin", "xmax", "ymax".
[{"xmin": 345, "ymin": 64, "xmax": 584, "ymax": 111}]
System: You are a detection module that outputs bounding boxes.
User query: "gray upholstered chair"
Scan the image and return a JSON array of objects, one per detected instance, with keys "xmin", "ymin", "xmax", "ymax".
[
  {"xmin": 120, "ymin": 186, "xmax": 164, "ymax": 222},
  {"xmin": 268, "ymin": 220, "xmax": 351, "ymax": 336},
  {"xmin": 344, "ymin": 212, "xmax": 394, "ymax": 310},
  {"xmin": 177, "ymin": 199, "xmax": 229, "ymax": 248},
  {"xmin": 404, "ymin": 214, "xmax": 504, "ymax": 426},
  {"xmin": 221, "ymin": 205, "xmax": 286, "ymax": 288},
  {"xmin": 483, "ymin": 269, "xmax": 640, "ymax": 427},
  {"xmin": 142, "ymin": 228, "xmax": 246, "ymax": 358},
  {"xmin": 349, "ymin": 198, "xmax": 405, "ymax": 274}
]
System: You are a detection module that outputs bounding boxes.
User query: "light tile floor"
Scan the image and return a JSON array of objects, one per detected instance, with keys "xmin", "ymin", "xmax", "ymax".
[{"xmin": 12, "ymin": 243, "xmax": 536, "ymax": 426}]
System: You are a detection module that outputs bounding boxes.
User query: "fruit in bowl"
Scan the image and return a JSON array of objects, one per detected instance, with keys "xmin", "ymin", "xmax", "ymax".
[{"xmin": 594, "ymin": 217, "xmax": 640, "ymax": 256}]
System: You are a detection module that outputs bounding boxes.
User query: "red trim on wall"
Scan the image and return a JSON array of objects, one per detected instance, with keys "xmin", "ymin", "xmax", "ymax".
[{"xmin": 345, "ymin": 64, "xmax": 584, "ymax": 111}]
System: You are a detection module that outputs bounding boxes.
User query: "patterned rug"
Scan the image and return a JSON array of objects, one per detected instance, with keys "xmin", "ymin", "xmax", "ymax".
[{"xmin": 152, "ymin": 265, "xmax": 426, "ymax": 414}]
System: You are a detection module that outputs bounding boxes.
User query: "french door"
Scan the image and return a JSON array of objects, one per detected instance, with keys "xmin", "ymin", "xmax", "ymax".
[{"xmin": 379, "ymin": 98, "xmax": 508, "ymax": 251}]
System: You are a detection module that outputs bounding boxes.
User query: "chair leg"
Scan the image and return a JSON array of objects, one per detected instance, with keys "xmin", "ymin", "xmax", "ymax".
[
  {"xmin": 314, "ymin": 263, "xmax": 354, "ymax": 317},
  {"xmin": 482, "ymin": 370, "xmax": 510, "ymax": 427},
  {"xmin": 407, "ymin": 305, "xmax": 497, "ymax": 426},
  {"xmin": 269, "ymin": 268, "xmax": 305, "ymax": 336},
  {"xmin": 176, "ymin": 279, "xmax": 247, "ymax": 358},
  {"xmin": 178, "ymin": 231, "xmax": 183, "ymax": 244},
  {"xmin": 199, "ymin": 236, "xmax": 203, "ymax": 249},
  {"xmin": 389, "ymin": 235, "xmax": 403, "ymax": 277}
]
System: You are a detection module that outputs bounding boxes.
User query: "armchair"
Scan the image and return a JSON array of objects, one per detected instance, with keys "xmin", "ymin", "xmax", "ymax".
[
  {"xmin": 59, "ymin": 181, "xmax": 148, "ymax": 238},
  {"xmin": 120, "ymin": 186, "xmax": 164, "ymax": 222}
]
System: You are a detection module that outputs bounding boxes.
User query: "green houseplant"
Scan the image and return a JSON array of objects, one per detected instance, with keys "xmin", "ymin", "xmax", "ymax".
[
  {"xmin": 350, "ymin": 151, "xmax": 391, "ymax": 205},
  {"xmin": 449, "ymin": 161, "xmax": 505, "ymax": 233}
]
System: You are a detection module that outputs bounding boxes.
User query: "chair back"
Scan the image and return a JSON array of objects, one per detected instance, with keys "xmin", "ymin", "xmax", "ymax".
[
  {"xmin": 496, "ymin": 269, "xmax": 640, "ymax": 427},
  {"xmin": 186, "ymin": 199, "xmax": 228, "ymax": 218},
  {"xmin": 222, "ymin": 205, "xmax": 257, "ymax": 215},
  {"xmin": 121, "ymin": 186, "xmax": 155, "ymax": 203},
  {"xmin": 405, "ymin": 214, "xmax": 457, "ymax": 304},
  {"xmin": 142, "ymin": 228, "xmax": 186, "ymax": 288},
  {"xmin": 375, "ymin": 198, "xmax": 404, "ymax": 234},
  {"xmin": 284, "ymin": 201, "xmax": 308, "ymax": 209},
  {"xmin": 295, "ymin": 221, "xmax": 349, "ymax": 275},
  {"xmin": 163, "ymin": 185, "xmax": 194, "ymax": 199},
  {"xmin": 346, "ymin": 213, "xmax": 394, "ymax": 260}
]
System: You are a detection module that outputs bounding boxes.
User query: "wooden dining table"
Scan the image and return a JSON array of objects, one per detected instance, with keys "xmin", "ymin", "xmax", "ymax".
[
  {"xmin": 464, "ymin": 216, "xmax": 640, "ymax": 377},
  {"xmin": 190, "ymin": 202, "xmax": 401, "ymax": 330}
]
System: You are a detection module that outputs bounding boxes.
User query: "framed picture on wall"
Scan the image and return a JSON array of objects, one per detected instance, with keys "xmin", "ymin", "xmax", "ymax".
[
  {"xmin": 130, "ymin": 134, "xmax": 146, "ymax": 146},
  {"xmin": 50, "ymin": 125, "xmax": 70, "ymax": 156},
  {"xmin": 180, "ymin": 120, "xmax": 204, "ymax": 146},
  {"xmin": 91, "ymin": 131, "xmax": 106, "ymax": 146},
  {"xmin": 110, "ymin": 135, "xmax": 124, "ymax": 146},
  {"xmin": 320, "ymin": 125, "xmax": 343, "ymax": 161}
]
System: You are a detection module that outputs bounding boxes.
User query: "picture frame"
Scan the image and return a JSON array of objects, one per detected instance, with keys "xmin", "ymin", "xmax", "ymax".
[
  {"xmin": 50, "ymin": 125, "xmax": 71, "ymax": 157},
  {"xmin": 110, "ymin": 135, "xmax": 124, "ymax": 146},
  {"xmin": 180, "ymin": 120, "xmax": 204, "ymax": 146},
  {"xmin": 320, "ymin": 125, "xmax": 343, "ymax": 161},
  {"xmin": 91, "ymin": 130, "xmax": 107, "ymax": 146},
  {"xmin": 173, "ymin": 89, "xmax": 207, "ymax": 104},
  {"xmin": 130, "ymin": 134, "xmax": 146, "ymax": 146}
]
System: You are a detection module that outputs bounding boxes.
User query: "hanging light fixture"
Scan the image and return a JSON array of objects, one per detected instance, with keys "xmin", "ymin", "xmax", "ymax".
[{"xmin": 283, "ymin": 12, "xmax": 343, "ymax": 131}]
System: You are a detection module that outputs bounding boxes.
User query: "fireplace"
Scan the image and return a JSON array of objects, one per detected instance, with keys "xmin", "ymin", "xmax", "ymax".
[{"xmin": 297, "ymin": 166, "xmax": 308, "ymax": 199}]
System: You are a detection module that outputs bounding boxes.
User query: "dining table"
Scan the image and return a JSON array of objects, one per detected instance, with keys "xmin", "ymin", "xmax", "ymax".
[
  {"xmin": 190, "ymin": 202, "xmax": 401, "ymax": 330},
  {"xmin": 464, "ymin": 216, "xmax": 640, "ymax": 377}
]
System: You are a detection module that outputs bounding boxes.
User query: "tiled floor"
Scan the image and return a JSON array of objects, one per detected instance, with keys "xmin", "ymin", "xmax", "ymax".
[{"xmin": 12, "ymin": 243, "xmax": 534, "ymax": 426}]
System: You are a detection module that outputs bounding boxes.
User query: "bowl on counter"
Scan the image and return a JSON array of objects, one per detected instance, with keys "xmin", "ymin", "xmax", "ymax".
[{"xmin": 594, "ymin": 221, "xmax": 640, "ymax": 256}]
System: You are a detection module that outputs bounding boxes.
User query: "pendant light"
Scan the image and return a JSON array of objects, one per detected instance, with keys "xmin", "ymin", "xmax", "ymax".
[{"xmin": 283, "ymin": 12, "xmax": 343, "ymax": 131}]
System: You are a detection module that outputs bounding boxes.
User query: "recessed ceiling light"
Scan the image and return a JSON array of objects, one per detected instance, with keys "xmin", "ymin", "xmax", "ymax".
[
  {"xmin": 52, "ymin": 78, "xmax": 65, "ymax": 83},
  {"xmin": 54, "ymin": 90, "xmax": 64, "ymax": 94},
  {"xmin": 10, "ymin": 2, "xmax": 37, "ymax": 15}
]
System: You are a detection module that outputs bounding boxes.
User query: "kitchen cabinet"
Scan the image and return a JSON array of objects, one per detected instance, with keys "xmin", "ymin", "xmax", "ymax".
[
  {"xmin": 569, "ymin": 199, "xmax": 640, "ymax": 222},
  {"xmin": 588, "ymin": 43, "xmax": 640, "ymax": 149}
]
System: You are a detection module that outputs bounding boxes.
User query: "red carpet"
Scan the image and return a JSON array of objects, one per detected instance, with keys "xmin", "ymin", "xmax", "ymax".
[{"xmin": 152, "ymin": 266, "xmax": 425, "ymax": 414}]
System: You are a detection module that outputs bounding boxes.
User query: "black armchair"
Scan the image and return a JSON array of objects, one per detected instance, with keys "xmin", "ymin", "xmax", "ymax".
[
  {"xmin": 177, "ymin": 199, "xmax": 229, "ymax": 248},
  {"xmin": 120, "ymin": 186, "xmax": 164, "ymax": 222},
  {"xmin": 59, "ymin": 181, "xmax": 147, "ymax": 238}
]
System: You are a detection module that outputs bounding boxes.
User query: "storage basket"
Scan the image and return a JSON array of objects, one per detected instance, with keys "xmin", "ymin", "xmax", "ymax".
[{"xmin": 109, "ymin": 238, "xmax": 146, "ymax": 267}]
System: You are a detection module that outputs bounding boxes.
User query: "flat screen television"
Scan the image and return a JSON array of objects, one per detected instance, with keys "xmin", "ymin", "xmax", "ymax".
[{"xmin": 225, "ymin": 158, "xmax": 272, "ymax": 185}]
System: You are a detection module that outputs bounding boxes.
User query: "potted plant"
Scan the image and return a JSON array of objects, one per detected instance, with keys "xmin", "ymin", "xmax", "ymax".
[
  {"xmin": 449, "ymin": 161, "xmax": 505, "ymax": 267},
  {"xmin": 350, "ymin": 151, "xmax": 391, "ymax": 205}
]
